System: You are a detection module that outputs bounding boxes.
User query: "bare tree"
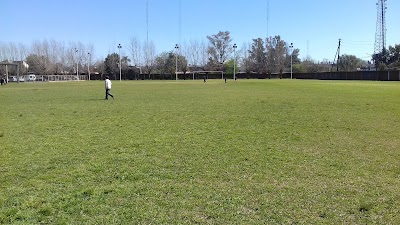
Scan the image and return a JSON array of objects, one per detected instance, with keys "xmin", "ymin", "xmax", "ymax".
[
  {"xmin": 127, "ymin": 37, "xmax": 142, "ymax": 66},
  {"xmin": 143, "ymin": 40, "xmax": 156, "ymax": 78},
  {"xmin": 240, "ymin": 42, "xmax": 252, "ymax": 73},
  {"xmin": 85, "ymin": 43, "xmax": 95, "ymax": 76}
]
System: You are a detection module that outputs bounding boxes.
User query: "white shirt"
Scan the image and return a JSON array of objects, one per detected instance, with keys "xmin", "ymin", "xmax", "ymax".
[{"xmin": 105, "ymin": 79, "xmax": 112, "ymax": 90}]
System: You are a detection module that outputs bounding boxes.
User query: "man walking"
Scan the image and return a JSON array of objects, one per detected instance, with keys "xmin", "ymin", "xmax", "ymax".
[{"xmin": 105, "ymin": 76, "xmax": 114, "ymax": 100}]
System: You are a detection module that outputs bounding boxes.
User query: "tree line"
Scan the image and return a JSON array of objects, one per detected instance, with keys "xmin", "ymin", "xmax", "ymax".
[{"xmin": 1, "ymin": 32, "xmax": 399, "ymax": 77}]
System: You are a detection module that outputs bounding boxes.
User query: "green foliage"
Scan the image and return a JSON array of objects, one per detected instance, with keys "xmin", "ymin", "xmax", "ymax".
[
  {"xmin": 338, "ymin": 54, "xmax": 363, "ymax": 71},
  {"xmin": 26, "ymin": 54, "xmax": 47, "ymax": 74},
  {"xmin": 206, "ymin": 31, "xmax": 232, "ymax": 70},
  {"xmin": 248, "ymin": 38, "xmax": 267, "ymax": 73},
  {"xmin": 1, "ymin": 80, "xmax": 400, "ymax": 224},
  {"xmin": 104, "ymin": 53, "xmax": 130, "ymax": 77},
  {"xmin": 154, "ymin": 52, "xmax": 188, "ymax": 75},
  {"xmin": 224, "ymin": 59, "xmax": 238, "ymax": 75}
]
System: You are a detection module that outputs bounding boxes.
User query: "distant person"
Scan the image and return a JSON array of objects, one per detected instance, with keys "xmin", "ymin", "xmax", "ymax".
[
  {"xmin": 203, "ymin": 75, "xmax": 206, "ymax": 83},
  {"xmin": 0, "ymin": 78, "xmax": 4, "ymax": 85},
  {"xmin": 104, "ymin": 76, "xmax": 114, "ymax": 100}
]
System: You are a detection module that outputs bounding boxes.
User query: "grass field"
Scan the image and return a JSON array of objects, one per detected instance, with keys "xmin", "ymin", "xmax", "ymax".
[{"xmin": 0, "ymin": 79, "xmax": 400, "ymax": 224}]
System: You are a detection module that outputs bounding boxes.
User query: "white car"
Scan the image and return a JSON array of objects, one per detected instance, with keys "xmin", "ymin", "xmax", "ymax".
[{"xmin": 27, "ymin": 74, "xmax": 36, "ymax": 81}]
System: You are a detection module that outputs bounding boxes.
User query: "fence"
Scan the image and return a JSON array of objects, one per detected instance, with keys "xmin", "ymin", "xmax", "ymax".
[
  {"xmin": 37, "ymin": 70, "xmax": 400, "ymax": 81},
  {"xmin": 292, "ymin": 70, "xmax": 400, "ymax": 81}
]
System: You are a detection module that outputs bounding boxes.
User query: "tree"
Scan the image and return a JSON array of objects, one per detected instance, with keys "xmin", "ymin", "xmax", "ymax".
[
  {"xmin": 338, "ymin": 54, "xmax": 362, "ymax": 71},
  {"xmin": 104, "ymin": 53, "xmax": 119, "ymax": 78},
  {"xmin": 206, "ymin": 31, "xmax": 232, "ymax": 70},
  {"xmin": 225, "ymin": 59, "xmax": 239, "ymax": 75},
  {"xmin": 143, "ymin": 41, "xmax": 156, "ymax": 78},
  {"xmin": 178, "ymin": 55, "xmax": 188, "ymax": 75},
  {"xmin": 294, "ymin": 57, "xmax": 327, "ymax": 73},
  {"xmin": 26, "ymin": 54, "xmax": 46, "ymax": 74},
  {"xmin": 154, "ymin": 52, "xmax": 175, "ymax": 75},
  {"xmin": 240, "ymin": 42, "xmax": 252, "ymax": 73},
  {"xmin": 248, "ymin": 38, "xmax": 267, "ymax": 73},
  {"xmin": 266, "ymin": 36, "xmax": 287, "ymax": 75},
  {"xmin": 388, "ymin": 44, "xmax": 400, "ymax": 68},
  {"xmin": 127, "ymin": 37, "xmax": 142, "ymax": 67},
  {"xmin": 104, "ymin": 53, "xmax": 129, "ymax": 79}
]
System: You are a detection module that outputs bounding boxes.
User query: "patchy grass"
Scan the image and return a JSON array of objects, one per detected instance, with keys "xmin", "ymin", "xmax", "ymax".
[{"xmin": 0, "ymin": 79, "xmax": 399, "ymax": 224}]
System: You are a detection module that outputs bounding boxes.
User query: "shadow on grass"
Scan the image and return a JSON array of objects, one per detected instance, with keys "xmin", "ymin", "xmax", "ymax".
[{"xmin": 86, "ymin": 98, "xmax": 107, "ymax": 101}]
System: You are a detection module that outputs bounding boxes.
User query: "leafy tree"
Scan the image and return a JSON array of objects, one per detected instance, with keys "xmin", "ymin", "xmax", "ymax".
[
  {"xmin": 286, "ymin": 47, "xmax": 301, "ymax": 67},
  {"xmin": 154, "ymin": 52, "xmax": 175, "ymax": 75},
  {"xmin": 388, "ymin": 44, "xmax": 400, "ymax": 68},
  {"xmin": 248, "ymin": 38, "xmax": 267, "ymax": 73},
  {"xmin": 372, "ymin": 44, "xmax": 400, "ymax": 70},
  {"xmin": 104, "ymin": 53, "xmax": 129, "ymax": 79},
  {"xmin": 178, "ymin": 55, "xmax": 188, "ymax": 74},
  {"xmin": 266, "ymin": 36, "xmax": 287, "ymax": 75},
  {"xmin": 338, "ymin": 54, "xmax": 362, "ymax": 71},
  {"xmin": 26, "ymin": 54, "xmax": 47, "ymax": 74},
  {"xmin": 294, "ymin": 57, "xmax": 324, "ymax": 73},
  {"xmin": 206, "ymin": 31, "xmax": 232, "ymax": 70},
  {"xmin": 154, "ymin": 52, "xmax": 188, "ymax": 77},
  {"xmin": 225, "ymin": 59, "xmax": 239, "ymax": 75}
]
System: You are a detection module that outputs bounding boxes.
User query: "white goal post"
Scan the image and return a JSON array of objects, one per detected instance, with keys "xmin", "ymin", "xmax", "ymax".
[{"xmin": 191, "ymin": 71, "xmax": 224, "ymax": 80}]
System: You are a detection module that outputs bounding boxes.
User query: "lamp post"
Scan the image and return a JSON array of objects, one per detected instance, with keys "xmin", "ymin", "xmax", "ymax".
[
  {"xmin": 233, "ymin": 43, "xmax": 237, "ymax": 81},
  {"xmin": 118, "ymin": 44, "xmax": 122, "ymax": 81},
  {"xmin": 87, "ymin": 52, "xmax": 91, "ymax": 81},
  {"xmin": 75, "ymin": 48, "xmax": 79, "ymax": 80},
  {"xmin": 289, "ymin": 43, "xmax": 293, "ymax": 79},
  {"xmin": 175, "ymin": 44, "xmax": 179, "ymax": 80}
]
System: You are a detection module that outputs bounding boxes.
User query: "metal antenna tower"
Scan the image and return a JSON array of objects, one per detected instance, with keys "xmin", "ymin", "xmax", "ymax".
[
  {"xmin": 267, "ymin": 0, "xmax": 269, "ymax": 38},
  {"xmin": 146, "ymin": 0, "xmax": 149, "ymax": 42},
  {"xmin": 374, "ymin": 0, "xmax": 387, "ymax": 56}
]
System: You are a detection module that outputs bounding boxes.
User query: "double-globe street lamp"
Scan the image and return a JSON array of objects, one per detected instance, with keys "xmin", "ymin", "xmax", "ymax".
[
  {"xmin": 118, "ymin": 44, "xmax": 122, "ymax": 81},
  {"xmin": 175, "ymin": 44, "xmax": 179, "ymax": 80},
  {"xmin": 233, "ymin": 43, "xmax": 237, "ymax": 81},
  {"xmin": 87, "ymin": 52, "xmax": 91, "ymax": 81},
  {"xmin": 75, "ymin": 48, "xmax": 79, "ymax": 80},
  {"xmin": 289, "ymin": 43, "xmax": 293, "ymax": 79}
]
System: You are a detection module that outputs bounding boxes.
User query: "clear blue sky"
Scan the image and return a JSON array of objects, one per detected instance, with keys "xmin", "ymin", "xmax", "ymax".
[{"xmin": 2, "ymin": 0, "xmax": 399, "ymax": 62}]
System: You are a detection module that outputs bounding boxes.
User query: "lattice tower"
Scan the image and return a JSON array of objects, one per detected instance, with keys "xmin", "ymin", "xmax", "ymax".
[{"xmin": 374, "ymin": 0, "xmax": 387, "ymax": 55}]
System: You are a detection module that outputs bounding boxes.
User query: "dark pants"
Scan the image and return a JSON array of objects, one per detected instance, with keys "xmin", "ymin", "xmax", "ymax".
[{"xmin": 105, "ymin": 89, "xmax": 114, "ymax": 100}]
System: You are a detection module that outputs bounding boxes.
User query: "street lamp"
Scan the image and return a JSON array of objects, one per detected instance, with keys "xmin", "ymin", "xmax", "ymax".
[
  {"xmin": 233, "ymin": 43, "xmax": 237, "ymax": 81},
  {"xmin": 289, "ymin": 43, "xmax": 293, "ymax": 79},
  {"xmin": 87, "ymin": 52, "xmax": 91, "ymax": 81},
  {"xmin": 175, "ymin": 44, "xmax": 179, "ymax": 80},
  {"xmin": 75, "ymin": 48, "xmax": 79, "ymax": 80},
  {"xmin": 118, "ymin": 44, "xmax": 122, "ymax": 81}
]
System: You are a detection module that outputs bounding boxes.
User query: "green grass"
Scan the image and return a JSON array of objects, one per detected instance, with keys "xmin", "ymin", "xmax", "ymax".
[{"xmin": 0, "ymin": 79, "xmax": 400, "ymax": 224}]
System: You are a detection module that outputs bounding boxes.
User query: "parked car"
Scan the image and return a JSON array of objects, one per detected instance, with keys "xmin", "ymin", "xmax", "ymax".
[
  {"xmin": 9, "ymin": 76, "xmax": 17, "ymax": 82},
  {"xmin": 26, "ymin": 74, "xmax": 36, "ymax": 81},
  {"xmin": 35, "ymin": 76, "xmax": 46, "ymax": 82}
]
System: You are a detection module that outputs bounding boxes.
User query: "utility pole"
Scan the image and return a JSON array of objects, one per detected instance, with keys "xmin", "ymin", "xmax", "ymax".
[
  {"xmin": 337, "ymin": 39, "xmax": 341, "ymax": 72},
  {"xmin": 332, "ymin": 39, "xmax": 341, "ymax": 72}
]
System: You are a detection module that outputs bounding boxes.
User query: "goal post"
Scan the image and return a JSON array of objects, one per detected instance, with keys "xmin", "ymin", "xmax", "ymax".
[{"xmin": 191, "ymin": 71, "xmax": 224, "ymax": 80}]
